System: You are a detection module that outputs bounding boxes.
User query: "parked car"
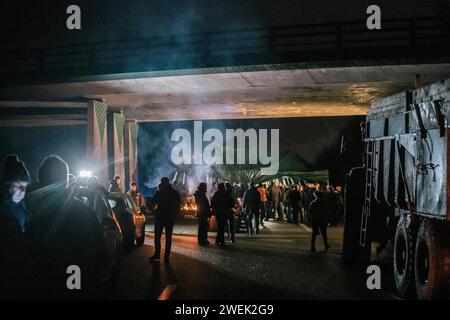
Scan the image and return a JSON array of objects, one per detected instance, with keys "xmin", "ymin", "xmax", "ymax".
[
  {"xmin": 74, "ymin": 187, "xmax": 123, "ymax": 288},
  {"xmin": 107, "ymin": 192, "xmax": 146, "ymax": 249}
]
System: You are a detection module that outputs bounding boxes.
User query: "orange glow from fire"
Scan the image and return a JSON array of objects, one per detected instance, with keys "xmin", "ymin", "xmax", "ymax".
[{"xmin": 181, "ymin": 203, "xmax": 198, "ymax": 211}]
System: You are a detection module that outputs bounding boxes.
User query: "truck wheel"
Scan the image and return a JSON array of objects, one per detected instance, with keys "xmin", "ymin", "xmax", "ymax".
[
  {"xmin": 393, "ymin": 216, "xmax": 415, "ymax": 296},
  {"xmin": 414, "ymin": 219, "xmax": 450, "ymax": 299}
]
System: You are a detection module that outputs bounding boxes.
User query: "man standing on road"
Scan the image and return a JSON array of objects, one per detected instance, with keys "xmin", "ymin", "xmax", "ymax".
[
  {"xmin": 194, "ymin": 182, "xmax": 211, "ymax": 245},
  {"xmin": 211, "ymin": 183, "xmax": 234, "ymax": 246},
  {"xmin": 299, "ymin": 185, "xmax": 306, "ymax": 223},
  {"xmin": 308, "ymin": 191, "xmax": 330, "ymax": 253},
  {"xmin": 149, "ymin": 177, "xmax": 181, "ymax": 261},
  {"xmin": 288, "ymin": 184, "xmax": 302, "ymax": 224},
  {"xmin": 257, "ymin": 184, "xmax": 267, "ymax": 227},
  {"xmin": 270, "ymin": 181, "xmax": 282, "ymax": 221},
  {"xmin": 225, "ymin": 183, "xmax": 237, "ymax": 244},
  {"xmin": 243, "ymin": 184, "xmax": 262, "ymax": 235}
]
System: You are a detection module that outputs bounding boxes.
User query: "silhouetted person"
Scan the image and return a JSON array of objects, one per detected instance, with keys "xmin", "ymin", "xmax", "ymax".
[
  {"xmin": 225, "ymin": 182, "xmax": 236, "ymax": 243},
  {"xmin": 299, "ymin": 185, "xmax": 306, "ymax": 223},
  {"xmin": 194, "ymin": 183, "xmax": 211, "ymax": 245},
  {"xmin": 149, "ymin": 177, "xmax": 181, "ymax": 261},
  {"xmin": 243, "ymin": 184, "xmax": 261, "ymax": 235},
  {"xmin": 270, "ymin": 182, "xmax": 282, "ymax": 220},
  {"xmin": 288, "ymin": 185, "xmax": 302, "ymax": 224},
  {"xmin": 285, "ymin": 185, "xmax": 293, "ymax": 223},
  {"xmin": 109, "ymin": 175, "xmax": 122, "ymax": 193},
  {"xmin": 309, "ymin": 191, "xmax": 330, "ymax": 253},
  {"xmin": 257, "ymin": 184, "xmax": 268, "ymax": 226},
  {"xmin": 304, "ymin": 183, "xmax": 316, "ymax": 225},
  {"xmin": 0, "ymin": 155, "xmax": 35, "ymax": 299},
  {"xmin": 0, "ymin": 155, "xmax": 31, "ymax": 232},
  {"xmin": 27, "ymin": 155, "xmax": 104, "ymax": 299},
  {"xmin": 211, "ymin": 183, "xmax": 234, "ymax": 246},
  {"xmin": 280, "ymin": 184, "xmax": 287, "ymax": 221}
]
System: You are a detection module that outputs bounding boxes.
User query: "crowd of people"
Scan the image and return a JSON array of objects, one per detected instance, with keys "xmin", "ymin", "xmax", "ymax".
[
  {"xmin": 0, "ymin": 151, "xmax": 344, "ymax": 299},
  {"xmin": 118, "ymin": 176, "xmax": 343, "ymax": 258},
  {"xmin": 191, "ymin": 180, "xmax": 344, "ymax": 253}
]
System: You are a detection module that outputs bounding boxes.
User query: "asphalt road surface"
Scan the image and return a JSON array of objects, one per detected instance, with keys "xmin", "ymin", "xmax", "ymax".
[{"xmin": 108, "ymin": 219, "xmax": 399, "ymax": 300}]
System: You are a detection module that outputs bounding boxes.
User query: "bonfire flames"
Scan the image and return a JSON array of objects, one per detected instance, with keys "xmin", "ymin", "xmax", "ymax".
[
  {"xmin": 180, "ymin": 194, "xmax": 198, "ymax": 213},
  {"xmin": 181, "ymin": 203, "xmax": 198, "ymax": 211}
]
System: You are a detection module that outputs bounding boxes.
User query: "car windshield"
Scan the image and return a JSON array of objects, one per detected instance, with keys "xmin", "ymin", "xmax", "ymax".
[
  {"xmin": 108, "ymin": 197, "xmax": 129, "ymax": 211},
  {"xmin": 108, "ymin": 196, "xmax": 136, "ymax": 212}
]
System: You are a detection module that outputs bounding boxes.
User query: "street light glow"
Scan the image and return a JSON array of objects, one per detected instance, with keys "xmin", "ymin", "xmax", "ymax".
[{"xmin": 79, "ymin": 170, "xmax": 92, "ymax": 177}]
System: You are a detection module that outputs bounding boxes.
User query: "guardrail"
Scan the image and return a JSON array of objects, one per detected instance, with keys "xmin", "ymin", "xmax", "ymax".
[{"xmin": 0, "ymin": 16, "xmax": 449, "ymax": 83}]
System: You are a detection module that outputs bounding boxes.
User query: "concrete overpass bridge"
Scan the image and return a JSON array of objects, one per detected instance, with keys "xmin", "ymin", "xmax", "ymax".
[{"xmin": 1, "ymin": 15, "xmax": 450, "ymax": 186}]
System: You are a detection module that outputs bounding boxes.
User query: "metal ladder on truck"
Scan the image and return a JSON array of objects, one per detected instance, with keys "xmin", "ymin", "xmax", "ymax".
[{"xmin": 360, "ymin": 141, "xmax": 374, "ymax": 247}]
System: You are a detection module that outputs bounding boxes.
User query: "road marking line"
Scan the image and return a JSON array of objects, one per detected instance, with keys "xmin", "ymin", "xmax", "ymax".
[
  {"xmin": 299, "ymin": 223, "xmax": 312, "ymax": 233},
  {"xmin": 157, "ymin": 284, "xmax": 177, "ymax": 300}
]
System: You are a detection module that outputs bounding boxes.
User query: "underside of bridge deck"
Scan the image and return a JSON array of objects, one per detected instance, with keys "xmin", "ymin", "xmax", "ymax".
[{"xmin": 1, "ymin": 63, "xmax": 450, "ymax": 124}]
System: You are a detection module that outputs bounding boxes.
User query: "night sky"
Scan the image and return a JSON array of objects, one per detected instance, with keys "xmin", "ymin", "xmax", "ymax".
[{"xmin": 1, "ymin": 0, "xmax": 447, "ymax": 50}]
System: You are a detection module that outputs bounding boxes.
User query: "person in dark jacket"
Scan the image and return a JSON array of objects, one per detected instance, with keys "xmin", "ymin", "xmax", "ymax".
[
  {"xmin": 288, "ymin": 184, "xmax": 302, "ymax": 224},
  {"xmin": 299, "ymin": 185, "xmax": 306, "ymax": 223},
  {"xmin": 269, "ymin": 182, "xmax": 282, "ymax": 220},
  {"xmin": 0, "ymin": 155, "xmax": 35, "ymax": 299},
  {"xmin": 285, "ymin": 185, "xmax": 293, "ymax": 223},
  {"xmin": 109, "ymin": 175, "xmax": 122, "ymax": 193},
  {"xmin": 225, "ymin": 182, "xmax": 237, "ymax": 243},
  {"xmin": 0, "ymin": 155, "xmax": 31, "ymax": 232},
  {"xmin": 243, "ymin": 184, "xmax": 262, "ymax": 235},
  {"xmin": 26, "ymin": 155, "xmax": 104, "ymax": 299},
  {"xmin": 257, "ymin": 184, "xmax": 268, "ymax": 226},
  {"xmin": 211, "ymin": 183, "xmax": 234, "ymax": 246},
  {"xmin": 194, "ymin": 182, "xmax": 211, "ymax": 245},
  {"xmin": 304, "ymin": 184, "xmax": 317, "ymax": 225},
  {"xmin": 149, "ymin": 177, "xmax": 181, "ymax": 260},
  {"xmin": 308, "ymin": 191, "xmax": 330, "ymax": 253}
]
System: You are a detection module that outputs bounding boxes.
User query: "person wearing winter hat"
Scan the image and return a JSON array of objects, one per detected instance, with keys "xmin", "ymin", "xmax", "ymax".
[
  {"xmin": 0, "ymin": 154, "xmax": 31, "ymax": 233},
  {"xmin": 26, "ymin": 154, "xmax": 103, "ymax": 299},
  {"xmin": 0, "ymin": 154, "xmax": 34, "ymax": 299}
]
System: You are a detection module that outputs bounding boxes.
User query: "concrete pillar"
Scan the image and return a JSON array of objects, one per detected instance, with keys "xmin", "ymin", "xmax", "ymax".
[
  {"xmin": 107, "ymin": 111, "xmax": 126, "ymax": 192},
  {"xmin": 86, "ymin": 100, "xmax": 109, "ymax": 187},
  {"xmin": 124, "ymin": 120, "xmax": 139, "ymax": 189}
]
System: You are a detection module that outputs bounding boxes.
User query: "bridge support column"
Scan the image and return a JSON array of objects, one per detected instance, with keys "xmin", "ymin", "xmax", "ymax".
[
  {"xmin": 86, "ymin": 100, "xmax": 109, "ymax": 187},
  {"xmin": 107, "ymin": 111, "xmax": 126, "ymax": 192},
  {"xmin": 124, "ymin": 120, "xmax": 139, "ymax": 190}
]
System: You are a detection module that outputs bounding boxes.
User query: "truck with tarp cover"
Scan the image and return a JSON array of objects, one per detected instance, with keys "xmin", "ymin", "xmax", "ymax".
[{"xmin": 343, "ymin": 79, "xmax": 450, "ymax": 299}]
